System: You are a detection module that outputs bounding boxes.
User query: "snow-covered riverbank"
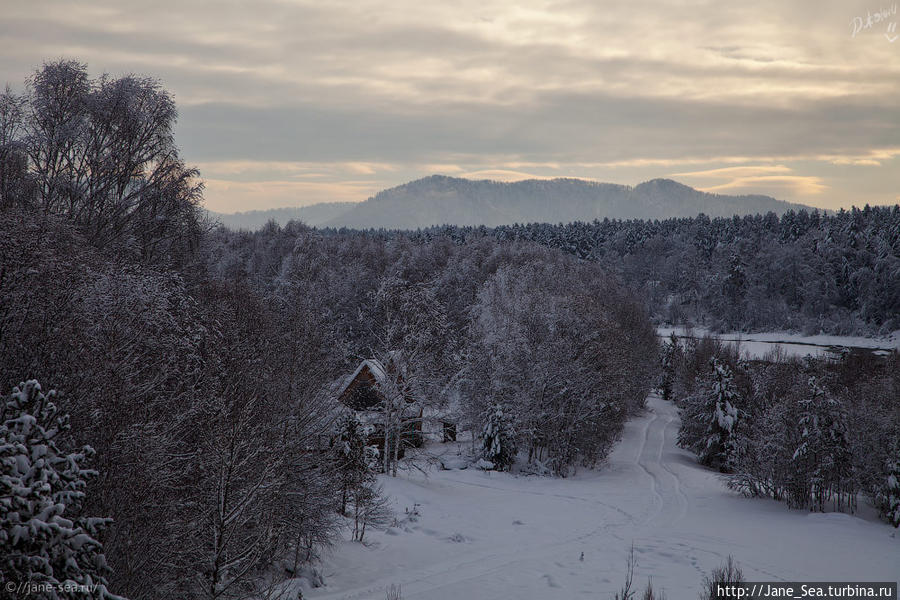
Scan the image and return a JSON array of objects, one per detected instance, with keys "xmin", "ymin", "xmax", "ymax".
[{"xmin": 657, "ymin": 327, "xmax": 900, "ymax": 359}]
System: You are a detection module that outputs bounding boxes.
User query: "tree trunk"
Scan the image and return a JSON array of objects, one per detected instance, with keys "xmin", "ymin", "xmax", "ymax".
[
  {"xmin": 392, "ymin": 420, "xmax": 400, "ymax": 477},
  {"xmin": 382, "ymin": 423, "xmax": 391, "ymax": 474}
]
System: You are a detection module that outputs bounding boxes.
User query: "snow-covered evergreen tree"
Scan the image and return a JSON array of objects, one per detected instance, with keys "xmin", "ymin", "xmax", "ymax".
[
  {"xmin": 0, "ymin": 381, "xmax": 122, "ymax": 599},
  {"xmin": 874, "ymin": 444, "xmax": 900, "ymax": 527},
  {"xmin": 481, "ymin": 403, "xmax": 517, "ymax": 471},
  {"xmin": 678, "ymin": 358, "xmax": 740, "ymax": 471},
  {"xmin": 659, "ymin": 332, "xmax": 679, "ymax": 402}
]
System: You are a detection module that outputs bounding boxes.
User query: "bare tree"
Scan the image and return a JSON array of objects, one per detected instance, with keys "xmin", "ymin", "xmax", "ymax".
[{"xmin": 3, "ymin": 60, "xmax": 203, "ymax": 267}]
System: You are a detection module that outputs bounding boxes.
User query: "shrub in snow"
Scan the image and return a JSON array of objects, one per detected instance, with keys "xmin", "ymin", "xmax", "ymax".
[
  {"xmin": 0, "ymin": 380, "xmax": 122, "ymax": 599},
  {"xmin": 639, "ymin": 580, "xmax": 667, "ymax": 600},
  {"xmin": 350, "ymin": 483, "xmax": 392, "ymax": 543},
  {"xmin": 613, "ymin": 545, "xmax": 668, "ymax": 600},
  {"xmin": 698, "ymin": 555, "xmax": 744, "ymax": 600},
  {"xmin": 481, "ymin": 404, "xmax": 517, "ymax": 471},
  {"xmin": 385, "ymin": 583, "xmax": 402, "ymax": 600},
  {"xmin": 475, "ymin": 458, "xmax": 494, "ymax": 470},
  {"xmin": 613, "ymin": 545, "xmax": 637, "ymax": 600},
  {"xmin": 518, "ymin": 459, "xmax": 552, "ymax": 476}
]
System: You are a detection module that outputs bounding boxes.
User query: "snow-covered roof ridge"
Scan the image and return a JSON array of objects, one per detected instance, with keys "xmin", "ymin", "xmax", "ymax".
[
  {"xmin": 334, "ymin": 358, "xmax": 386, "ymax": 399},
  {"xmin": 362, "ymin": 358, "xmax": 387, "ymax": 384}
]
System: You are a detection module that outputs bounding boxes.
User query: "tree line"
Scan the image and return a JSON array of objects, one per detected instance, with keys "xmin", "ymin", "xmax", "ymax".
[{"xmin": 407, "ymin": 206, "xmax": 900, "ymax": 336}]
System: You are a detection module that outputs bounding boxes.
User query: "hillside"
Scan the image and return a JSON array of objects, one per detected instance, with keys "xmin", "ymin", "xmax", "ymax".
[
  {"xmin": 207, "ymin": 202, "xmax": 355, "ymax": 230},
  {"xmin": 324, "ymin": 176, "xmax": 810, "ymax": 229},
  {"xmin": 207, "ymin": 176, "xmax": 810, "ymax": 231}
]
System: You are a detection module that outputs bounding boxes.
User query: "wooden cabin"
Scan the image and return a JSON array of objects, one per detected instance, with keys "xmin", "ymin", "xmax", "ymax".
[{"xmin": 334, "ymin": 355, "xmax": 423, "ymax": 455}]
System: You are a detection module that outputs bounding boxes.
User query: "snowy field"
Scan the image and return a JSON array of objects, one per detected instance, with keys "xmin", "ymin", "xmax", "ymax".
[
  {"xmin": 657, "ymin": 327, "xmax": 900, "ymax": 360},
  {"xmin": 303, "ymin": 396, "xmax": 899, "ymax": 599}
]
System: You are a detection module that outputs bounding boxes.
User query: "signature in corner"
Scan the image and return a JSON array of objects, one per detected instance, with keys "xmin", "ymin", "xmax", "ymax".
[{"xmin": 850, "ymin": 4, "xmax": 898, "ymax": 42}]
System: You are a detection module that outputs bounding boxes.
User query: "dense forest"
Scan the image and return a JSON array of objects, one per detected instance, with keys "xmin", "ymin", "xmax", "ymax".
[
  {"xmin": 408, "ymin": 207, "xmax": 900, "ymax": 335},
  {"xmin": 0, "ymin": 61, "xmax": 657, "ymax": 599}
]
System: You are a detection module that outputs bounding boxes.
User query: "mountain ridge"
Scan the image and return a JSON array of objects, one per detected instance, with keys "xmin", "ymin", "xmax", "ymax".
[{"xmin": 210, "ymin": 175, "xmax": 813, "ymax": 230}]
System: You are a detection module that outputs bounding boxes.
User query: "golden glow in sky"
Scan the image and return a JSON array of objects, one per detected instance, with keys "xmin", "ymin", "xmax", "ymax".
[{"xmin": 2, "ymin": 0, "xmax": 898, "ymax": 212}]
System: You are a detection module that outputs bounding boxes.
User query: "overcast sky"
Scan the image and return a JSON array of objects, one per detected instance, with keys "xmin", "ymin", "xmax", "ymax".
[{"xmin": 2, "ymin": 0, "xmax": 899, "ymax": 212}]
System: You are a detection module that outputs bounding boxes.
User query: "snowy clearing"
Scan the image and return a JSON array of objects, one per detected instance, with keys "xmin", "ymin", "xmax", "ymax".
[{"xmin": 304, "ymin": 396, "xmax": 899, "ymax": 599}]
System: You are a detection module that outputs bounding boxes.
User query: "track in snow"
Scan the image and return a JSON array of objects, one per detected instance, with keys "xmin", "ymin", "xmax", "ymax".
[{"xmin": 307, "ymin": 395, "xmax": 899, "ymax": 600}]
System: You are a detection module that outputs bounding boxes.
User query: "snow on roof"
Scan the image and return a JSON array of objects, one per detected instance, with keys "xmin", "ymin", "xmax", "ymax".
[
  {"xmin": 335, "ymin": 358, "xmax": 388, "ymax": 400},
  {"xmin": 364, "ymin": 359, "xmax": 388, "ymax": 383}
]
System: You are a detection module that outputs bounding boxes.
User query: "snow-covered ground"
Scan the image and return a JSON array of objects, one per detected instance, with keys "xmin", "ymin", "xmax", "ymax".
[
  {"xmin": 304, "ymin": 396, "xmax": 898, "ymax": 599},
  {"xmin": 657, "ymin": 326, "xmax": 900, "ymax": 360}
]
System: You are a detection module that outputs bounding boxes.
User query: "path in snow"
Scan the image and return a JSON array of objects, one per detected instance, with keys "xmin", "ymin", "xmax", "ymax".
[{"xmin": 307, "ymin": 396, "xmax": 899, "ymax": 600}]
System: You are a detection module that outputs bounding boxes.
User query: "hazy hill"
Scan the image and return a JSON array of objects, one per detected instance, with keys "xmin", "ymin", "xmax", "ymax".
[
  {"xmin": 209, "ymin": 176, "xmax": 811, "ymax": 230},
  {"xmin": 325, "ymin": 176, "xmax": 810, "ymax": 229},
  {"xmin": 207, "ymin": 202, "xmax": 355, "ymax": 230}
]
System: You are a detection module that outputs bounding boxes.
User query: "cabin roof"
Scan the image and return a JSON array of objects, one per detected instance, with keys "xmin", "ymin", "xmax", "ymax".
[
  {"xmin": 334, "ymin": 352, "xmax": 421, "ymax": 412},
  {"xmin": 334, "ymin": 358, "xmax": 387, "ymax": 400}
]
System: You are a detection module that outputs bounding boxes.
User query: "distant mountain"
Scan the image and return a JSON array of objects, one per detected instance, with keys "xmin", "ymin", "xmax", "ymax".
[
  {"xmin": 207, "ymin": 202, "xmax": 355, "ymax": 230},
  {"xmin": 324, "ymin": 176, "xmax": 810, "ymax": 229},
  {"xmin": 208, "ymin": 176, "xmax": 811, "ymax": 231}
]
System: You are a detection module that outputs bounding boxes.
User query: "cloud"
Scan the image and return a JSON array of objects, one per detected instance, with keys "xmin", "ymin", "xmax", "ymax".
[
  {"xmin": 2, "ymin": 0, "xmax": 898, "ymax": 211},
  {"xmin": 673, "ymin": 164, "xmax": 827, "ymax": 199},
  {"xmin": 673, "ymin": 165, "xmax": 794, "ymax": 179},
  {"xmin": 202, "ymin": 178, "xmax": 377, "ymax": 212},
  {"xmin": 458, "ymin": 169, "xmax": 557, "ymax": 181},
  {"xmin": 422, "ymin": 163, "xmax": 465, "ymax": 174},
  {"xmin": 194, "ymin": 160, "xmax": 398, "ymax": 180},
  {"xmin": 700, "ymin": 175, "xmax": 828, "ymax": 197},
  {"xmin": 823, "ymin": 148, "xmax": 900, "ymax": 166}
]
